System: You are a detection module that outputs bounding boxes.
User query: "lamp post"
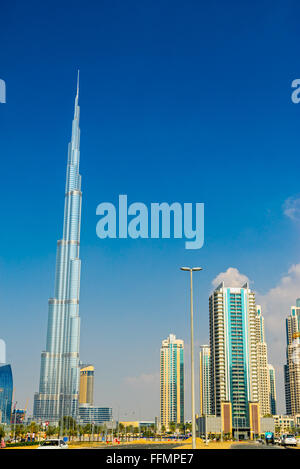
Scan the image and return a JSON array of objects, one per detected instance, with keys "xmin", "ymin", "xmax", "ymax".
[
  {"xmin": 180, "ymin": 266, "xmax": 202, "ymax": 450},
  {"xmin": 13, "ymin": 401, "xmax": 17, "ymax": 442}
]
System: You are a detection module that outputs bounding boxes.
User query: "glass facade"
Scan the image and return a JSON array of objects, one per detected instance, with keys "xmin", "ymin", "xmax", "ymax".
[
  {"xmin": 268, "ymin": 365, "xmax": 277, "ymax": 415},
  {"xmin": 210, "ymin": 282, "xmax": 258, "ymax": 435},
  {"xmin": 34, "ymin": 76, "xmax": 82, "ymax": 422},
  {"xmin": 160, "ymin": 334, "xmax": 184, "ymax": 427},
  {"xmin": 227, "ymin": 291, "xmax": 249, "ymax": 429},
  {"xmin": 78, "ymin": 405, "xmax": 112, "ymax": 425},
  {"xmin": 0, "ymin": 364, "xmax": 13, "ymax": 425}
]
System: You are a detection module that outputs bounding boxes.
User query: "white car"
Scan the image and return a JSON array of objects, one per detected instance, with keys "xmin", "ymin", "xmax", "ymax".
[
  {"xmin": 282, "ymin": 434, "xmax": 297, "ymax": 446},
  {"xmin": 37, "ymin": 439, "xmax": 68, "ymax": 449}
]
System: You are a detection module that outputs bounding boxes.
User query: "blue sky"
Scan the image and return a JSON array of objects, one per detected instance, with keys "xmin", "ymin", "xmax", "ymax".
[{"xmin": 1, "ymin": 0, "xmax": 300, "ymax": 418}]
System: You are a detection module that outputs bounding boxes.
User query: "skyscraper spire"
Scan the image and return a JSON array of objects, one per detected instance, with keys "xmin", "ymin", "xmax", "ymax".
[
  {"xmin": 34, "ymin": 75, "xmax": 83, "ymax": 423},
  {"xmin": 77, "ymin": 69, "xmax": 79, "ymax": 98}
]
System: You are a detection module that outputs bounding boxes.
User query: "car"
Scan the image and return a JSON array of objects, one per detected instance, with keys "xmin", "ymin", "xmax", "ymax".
[
  {"xmin": 37, "ymin": 439, "xmax": 68, "ymax": 449},
  {"xmin": 282, "ymin": 434, "xmax": 297, "ymax": 446}
]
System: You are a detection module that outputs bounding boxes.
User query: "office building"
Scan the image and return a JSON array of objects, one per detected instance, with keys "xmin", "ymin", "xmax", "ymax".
[
  {"xmin": 284, "ymin": 298, "xmax": 300, "ymax": 415},
  {"xmin": 79, "ymin": 365, "xmax": 94, "ymax": 405},
  {"xmin": 0, "ymin": 364, "xmax": 13, "ymax": 425},
  {"xmin": 34, "ymin": 75, "xmax": 83, "ymax": 422},
  {"xmin": 268, "ymin": 364, "xmax": 277, "ymax": 415},
  {"xmin": 78, "ymin": 404, "xmax": 112, "ymax": 425},
  {"xmin": 160, "ymin": 334, "xmax": 184, "ymax": 429},
  {"xmin": 199, "ymin": 345, "xmax": 211, "ymax": 415}
]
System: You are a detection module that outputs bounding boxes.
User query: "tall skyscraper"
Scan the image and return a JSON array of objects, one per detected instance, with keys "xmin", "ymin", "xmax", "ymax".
[
  {"xmin": 160, "ymin": 334, "xmax": 184, "ymax": 429},
  {"xmin": 255, "ymin": 305, "xmax": 271, "ymax": 416},
  {"xmin": 79, "ymin": 365, "xmax": 94, "ymax": 405},
  {"xmin": 268, "ymin": 364, "xmax": 277, "ymax": 415},
  {"xmin": 34, "ymin": 75, "xmax": 82, "ymax": 422},
  {"xmin": 199, "ymin": 345, "xmax": 211, "ymax": 416},
  {"xmin": 209, "ymin": 282, "xmax": 258, "ymax": 436},
  {"xmin": 0, "ymin": 364, "xmax": 13, "ymax": 425},
  {"xmin": 284, "ymin": 299, "xmax": 300, "ymax": 416}
]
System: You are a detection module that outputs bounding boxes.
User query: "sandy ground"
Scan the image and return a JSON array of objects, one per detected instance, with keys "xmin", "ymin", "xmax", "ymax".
[{"xmin": 174, "ymin": 437, "xmax": 233, "ymax": 449}]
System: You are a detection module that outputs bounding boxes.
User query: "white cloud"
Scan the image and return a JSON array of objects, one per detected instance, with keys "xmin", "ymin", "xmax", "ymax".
[
  {"xmin": 256, "ymin": 264, "xmax": 300, "ymax": 412},
  {"xmin": 283, "ymin": 196, "xmax": 300, "ymax": 221},
  {"xmin": 212, "ymin": 265, "xmax": 300, "ymax": 412},
  {"xmin": 257, "ymin": 263, "xmax": 300, "ymax": 336},
  {"xmin": 212, "ymin": 267, "xmax": 250, "ymax": 288}
]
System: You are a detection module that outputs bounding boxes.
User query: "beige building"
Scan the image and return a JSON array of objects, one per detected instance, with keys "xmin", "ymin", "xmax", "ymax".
[
  {"xmin": 79, "ymin": 365, "xmax": 94, "ymax": 405},
  {"xmin": 199, "ymin": 345, "xmax": 211, "ymax": 416},
  {"xmin": 255, "ymin": 306, "xmax": 271, "ymax": 416},
  {"xmin": 285, "ymin": 299, "xmax": 300, "ymax": 415},
  {"xmin": 160, "ymin": 334, "xmax": 184, "ymax": 429},
  {"xmin": 273, "ymin": 414, "xmax": 295, "ymax": 433}
]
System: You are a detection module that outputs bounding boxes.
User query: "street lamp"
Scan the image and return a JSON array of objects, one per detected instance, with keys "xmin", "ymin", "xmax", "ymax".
[{"xmin": 180, "ymin": 266, "xmax": 203, "ymax": 450}]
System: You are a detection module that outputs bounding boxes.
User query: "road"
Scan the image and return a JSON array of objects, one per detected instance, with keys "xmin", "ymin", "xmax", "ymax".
[
  {"xmin": 231, "ymin": 443, "xmax": 283, "ymax": 450},
  {"xmin": 93, "ymin": 443, "xmax": 185, "ymax": 450}
]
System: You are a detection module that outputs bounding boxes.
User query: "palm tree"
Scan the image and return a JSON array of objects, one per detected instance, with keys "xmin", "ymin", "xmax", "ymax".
[
  {"xmin": 0, "ymin": 426, "xmax": 5, "ymax": 440},
  {"xmin": 46, "ymin": 425, "xmax": 57, "ymax": 438},
  {"xmin": 169, "ymin": 421, "xmax": 176, "ymax": 433},
  {"xmin": 83, "ymin": 424, "xmax": 92, "ymax": 442}
]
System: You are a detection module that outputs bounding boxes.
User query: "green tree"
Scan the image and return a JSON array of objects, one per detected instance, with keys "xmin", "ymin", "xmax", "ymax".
[
  {"xmin": 83, "ymin": 424, "xmax": 92, "ymax": 441},
  {"xmin": 178, "ymin": 423, "xmax": 185, "ymax": 434},
  {"xmin": 29, "ymin": 421, "xmax": 39, "ymax": 434},
  {"xmin": 59, "ymin": 416, "xmax": 77, "ymax": 433},
  {"xmin": 0, "ymin": 426, "xmax": 5, "ymax": 440},
  {"xmin": 169, "ymin": 422, "xmax": 176, "ymax": 433},
  {"xmin": 46, "ymin": 425, "xmax": 57, "ymax": 438}
]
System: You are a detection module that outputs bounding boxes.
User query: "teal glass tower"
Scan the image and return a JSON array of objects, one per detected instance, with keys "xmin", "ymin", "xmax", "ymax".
[
  {"xmin": 209, "ymin": 282, "xmax": 258, "ymax": 436},
  {"xmin": 34, "ymin": 75, "xmax": 82, "ymax": 422}
]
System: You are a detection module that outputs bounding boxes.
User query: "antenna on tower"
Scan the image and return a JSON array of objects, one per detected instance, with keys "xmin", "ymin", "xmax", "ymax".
[{"xmin": 76, "ymin": 70, "xmax": 80, "ymax": 98}]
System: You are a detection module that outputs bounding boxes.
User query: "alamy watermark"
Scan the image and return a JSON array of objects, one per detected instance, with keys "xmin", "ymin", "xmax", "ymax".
[
  {"xmin": 96, "ymin": 195, "xmax": 204, "ymax": 249},
  {"xmin": 291, "ymin": 79, "xmax": 300, "ymax": 103},
  {"xmin": 0, "ymin": 339, "xmax": 6, "ymax": 364},
  {"xmin": 0, "ymin": 79, "xmax": 6, "ymax": 103}
]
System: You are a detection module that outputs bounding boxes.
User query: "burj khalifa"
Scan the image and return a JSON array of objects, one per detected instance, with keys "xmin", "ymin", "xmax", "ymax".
[{"xmin": 34, "ymin": 74, "xmax": 82, "ymax": 422}]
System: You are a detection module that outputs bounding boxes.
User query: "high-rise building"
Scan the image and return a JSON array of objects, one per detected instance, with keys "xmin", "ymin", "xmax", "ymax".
[
  {"xmin": 0, "ymin": 364, "xmax": 13, "ymax": 425},
  {"xmin": 79, "ymin": 365, "xmax": 94, "ymax": 405},
  {"xmin": 209, "ymin": 282, "xmax": 258, "ymax": 436},
  {"xmin": 268, "ymin": 364, "xmax": 277, "ymax": 415},
  {"xmin": 160, "ymin": 334, "xmax": 184, "ymax": 429},
  {"xmin": 284, "ymin": 299, "xmax": 300, "ymax": 416},
  {"xmin": 34, "ymin": 75, "xmax": 82, "ymax": 422},
  {"xmin": 255, "ymin": 305, "xmax": 271, "ymax": 416},
  {"xmin": 199, "ymin": 345, "xmax": 211, "ymax": 416}
]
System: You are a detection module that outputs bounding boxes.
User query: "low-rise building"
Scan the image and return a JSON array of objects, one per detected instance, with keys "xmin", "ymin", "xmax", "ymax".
[
  {"xmin": 78, "ymin": 404, "xmax": 112, "ymax": 425},
  {"xmin": 260, "ymin": 417, "xmax": 275, "ymax": 434},
  {"xmin": 119, "ymin": 421, "xmax": 155, "ymax": 431},
  {"xmin": 197, "ymin": 415, "xmax": 222, "ymax": 436},
  {"xmin": 273, "ymin": 415, "xmax": 294, "ymax": 433}
]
